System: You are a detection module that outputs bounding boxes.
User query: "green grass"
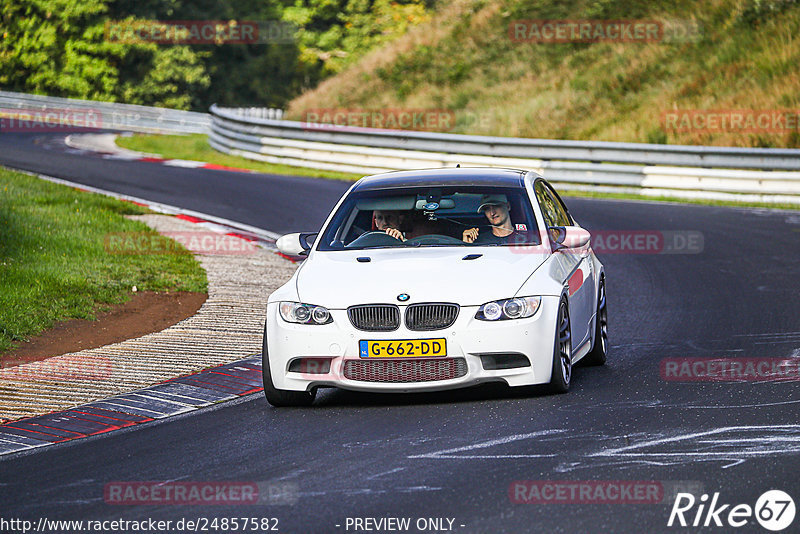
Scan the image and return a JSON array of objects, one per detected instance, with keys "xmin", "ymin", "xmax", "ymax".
[
  {"xmin": 116, "ymin": 133, "xmax": 361, "ymax": 181},
  {"xmin": 118, "ymin": 133, "xmax": 799, "ymax": 211},
  {"xmin": 0, "ymin": 167, "xmax": 207, "ymax": 358}
]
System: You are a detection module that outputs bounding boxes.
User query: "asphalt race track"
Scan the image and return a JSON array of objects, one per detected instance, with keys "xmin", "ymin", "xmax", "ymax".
[
  {"xmin": 2, "ymin": 132, "xmax": 800, "ymax": 533},
  {"xmin": 0, "ymin": 132, "xmax": 350, "ymax": 234}
]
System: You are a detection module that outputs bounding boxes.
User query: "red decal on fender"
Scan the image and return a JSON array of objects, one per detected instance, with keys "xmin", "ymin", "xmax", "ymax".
[{"xmin": 568, "ymin": 269, "xmax": 584, "ymax": 296}]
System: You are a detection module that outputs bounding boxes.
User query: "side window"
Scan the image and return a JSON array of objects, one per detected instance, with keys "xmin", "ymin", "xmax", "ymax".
[
  {"xmin": 534, "ymin": 182, "xmax": 559, "ymax": 227},
  {"xmin": 542, "ymin": 183, "xmax": 571, "ymax": 226}
]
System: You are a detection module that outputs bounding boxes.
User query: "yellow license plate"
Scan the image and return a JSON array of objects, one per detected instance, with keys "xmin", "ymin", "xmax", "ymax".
[{"xmin": 359, "ymin": 339, "xmax": 447, "ymax": 358}]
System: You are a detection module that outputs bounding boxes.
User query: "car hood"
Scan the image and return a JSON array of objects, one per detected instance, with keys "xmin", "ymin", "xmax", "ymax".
[{"xmin": 296, "ymin": 246, "xmax": 550, "ymax": 308}]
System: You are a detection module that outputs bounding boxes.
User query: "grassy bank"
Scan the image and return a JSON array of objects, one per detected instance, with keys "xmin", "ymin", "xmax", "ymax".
[
  {"xmin": 0, "ymin": 168, "xmax": 207, "ymax": 358},
  {"xmin": 116, "ymin": 133, "xmax": 799, "ymax": 210},
  {"xmin": 288, "ymin": 0, "xmax": 800, "ymax": 148}
]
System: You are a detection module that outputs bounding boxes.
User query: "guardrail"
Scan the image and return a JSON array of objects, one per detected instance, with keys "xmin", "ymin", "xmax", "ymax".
[
  {"xmin": 222, "ymin": 107, "xmax": 285, "ymax": 121},
  {"xmin": 209, "ymin": 105, "xmax": 800, "ymax": 204},
  {"xmin": 0, "ymin": 90, "xmax": 210, "ymax": 134}
]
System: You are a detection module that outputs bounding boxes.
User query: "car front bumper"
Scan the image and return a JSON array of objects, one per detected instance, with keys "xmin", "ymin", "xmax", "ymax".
[{"xmin": 265, "ymin": 296, "xmax": 561, "ymax": 393}]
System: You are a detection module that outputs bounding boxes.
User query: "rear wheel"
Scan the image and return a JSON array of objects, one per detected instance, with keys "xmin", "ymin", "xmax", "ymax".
[
  {"xmin": 548, "ymin": 298, "xmax": 572, "ymax": 393},
  {"xmin": 583, "ymin": 277, "xmax": 608, "ymax": 366},
  {"xmin": 262, "ymin": 324, "xmax": 316, "ymax": 407}
]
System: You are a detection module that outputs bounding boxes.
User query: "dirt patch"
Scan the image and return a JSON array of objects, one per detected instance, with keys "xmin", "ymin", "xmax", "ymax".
[{"xmin": 1, "ymin": 291, "xmax": 207, "ymax": 368}]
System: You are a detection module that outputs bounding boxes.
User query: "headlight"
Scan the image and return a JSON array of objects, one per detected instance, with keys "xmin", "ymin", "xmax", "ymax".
[
  {"xmin": 279, "ymin": 302, "xmax": 333, "ymax": 325},
  {"xmin": 475, "ymin": 296, "xmax": 541, "ymax": 321}
]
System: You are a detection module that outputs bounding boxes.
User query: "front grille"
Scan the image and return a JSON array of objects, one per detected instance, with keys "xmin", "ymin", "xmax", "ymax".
[
  {"xmin": 347, "ymin": 304, "xmax": 400, "ymax": 331},
  {"xmin": 343, "ymin": 358, "xmax": 468, "ymax": 383},
  {"xmin": 405, "ymin": 303, "xmax": 459, "ymax": 331}
]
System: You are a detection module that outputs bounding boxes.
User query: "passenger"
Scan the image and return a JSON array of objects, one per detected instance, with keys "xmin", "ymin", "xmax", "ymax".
[{"xmin": 462, "ymin": 194, "xmax": 515, "ymax": 244}]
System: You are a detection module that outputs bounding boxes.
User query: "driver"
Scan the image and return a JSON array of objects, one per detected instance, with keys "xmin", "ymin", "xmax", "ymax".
[
  {"xmin": 374, "ymin": 210, "xmax": 408, "ymax": 241},
  {"xmin": 462, "ymin": 194, "xmax": 516, "ymax": 244}
]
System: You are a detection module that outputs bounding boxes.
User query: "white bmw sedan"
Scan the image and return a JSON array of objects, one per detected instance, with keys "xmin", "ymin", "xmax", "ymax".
[{"xmin": 263, "ymin": 168, "xmax": 607, "ymax": 406}]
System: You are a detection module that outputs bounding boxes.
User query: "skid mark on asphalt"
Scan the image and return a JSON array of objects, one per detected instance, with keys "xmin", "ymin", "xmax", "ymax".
[
  {"xmin": 682, "ymin": 398, "xmax": 800, "ymax": 409},
  {"xmin": 613, "ymin": 334, "xmax": 800, "ymax": 353},
  {"xmin": 367, "ymin": 467, "xmax": 406, "ymax": 480},
  {"xmin": 407, "ymin": 426, "xmax": 800, "ymax": 471},
  {"xmin": 589, "ymin": 424, "xmax": 800, "ymax": 468},
  {"xmin": 565, "ymin": 396, "xmax": 800, "ymax": 411},
  {"xmin": 407, "ymin": 429, "xmax": 567, "ymax": 459},
  {"xmin": 298, "ymin": 485, "xmax": 442, "ymax": 498}
]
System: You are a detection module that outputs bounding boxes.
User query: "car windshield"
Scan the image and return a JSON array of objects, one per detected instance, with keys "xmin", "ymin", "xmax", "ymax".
[{"xmin": 316, "ymin": 186, "xmax": 541, "ymax": 251}]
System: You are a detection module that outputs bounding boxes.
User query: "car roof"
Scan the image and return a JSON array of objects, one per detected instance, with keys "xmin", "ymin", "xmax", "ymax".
[{"xmin": 351, "ymin": 167, "xmax": 529, "ymax": 192}]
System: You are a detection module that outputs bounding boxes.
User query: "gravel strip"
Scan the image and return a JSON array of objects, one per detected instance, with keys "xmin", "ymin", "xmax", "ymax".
[{"xmin": 0, "ymin": 215, "xmax": 297, "ymax": 422}]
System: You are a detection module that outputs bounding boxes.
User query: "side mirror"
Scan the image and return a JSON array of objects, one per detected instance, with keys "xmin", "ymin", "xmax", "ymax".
[
  {"xmin": 276, "ymin": 232, "xmax": 317, "ymax": 256},
  {"xmin": 548, "ymin": 226, "xmax": 590, "ymax": 251}
]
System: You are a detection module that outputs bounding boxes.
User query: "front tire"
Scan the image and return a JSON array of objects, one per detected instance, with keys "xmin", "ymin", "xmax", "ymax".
[
  {"xmin": 262, "ymin": 324, "xmax": 316, "ymax": 407},
  {"xmin": 548, "ymin": 297, "xmax": 572, "ymax": 393},
  {"xmin": 583, "ymin": 277, "xmax": 608, "ymax": 366}
]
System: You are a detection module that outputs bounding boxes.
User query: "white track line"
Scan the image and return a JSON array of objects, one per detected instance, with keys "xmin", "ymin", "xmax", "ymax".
[{"xmin": 32, "ymin": 171, "xmax": 282, "ymax": 241}]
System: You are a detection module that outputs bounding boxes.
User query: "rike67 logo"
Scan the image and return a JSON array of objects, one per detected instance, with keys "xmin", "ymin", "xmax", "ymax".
[{"xmin": 668, "ymin": 490, "xmax": 795, "ymax": 531}]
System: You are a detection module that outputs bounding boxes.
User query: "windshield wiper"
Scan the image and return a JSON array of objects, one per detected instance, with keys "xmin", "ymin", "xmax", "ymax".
[{"xmin": 350, "ymin": 245, "xmax": 406, "ymax": 250}]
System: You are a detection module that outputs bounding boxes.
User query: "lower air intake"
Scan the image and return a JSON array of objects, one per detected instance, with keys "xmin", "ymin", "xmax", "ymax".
[{"xmin": 343, "ymin": 358, "xmax": 467, "ymax": 383}]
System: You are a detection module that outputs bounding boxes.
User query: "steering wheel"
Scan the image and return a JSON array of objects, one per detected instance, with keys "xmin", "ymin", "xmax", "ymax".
[{"xmin": 346, "ymin": 231, "xmax": 403, "ymax": 248}]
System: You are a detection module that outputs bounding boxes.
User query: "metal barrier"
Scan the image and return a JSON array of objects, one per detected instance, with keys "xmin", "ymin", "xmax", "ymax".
[
  {"xmin": 223, "ymin": 107, "xmax": 285, "ymax": 121},
  {"xmin": 0, "ymin": 90, "xmax": 210, "ymax": 134},
  {"xmin": 209, "ymin": 105, "xmax": 800, "ymax": 204},
  {"xmin": 2, "ymin": 91, "xmax": 796, "ymax": 204}
]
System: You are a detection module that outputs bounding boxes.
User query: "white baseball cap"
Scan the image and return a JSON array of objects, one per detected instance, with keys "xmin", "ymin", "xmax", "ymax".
[{"xmin": 477, "ymin": 194, "xmax": 509, "ymax": 212}]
